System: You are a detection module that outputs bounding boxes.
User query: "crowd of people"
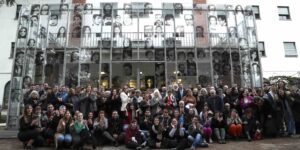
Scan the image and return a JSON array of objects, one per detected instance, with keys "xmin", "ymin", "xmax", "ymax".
[{"xmin": 18, "ymin": 81, "xmax": 300, "ymax": 150}]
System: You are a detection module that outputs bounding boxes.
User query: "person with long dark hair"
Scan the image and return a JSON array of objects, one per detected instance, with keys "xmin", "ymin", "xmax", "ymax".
[
  {"xmin": 188, "ymin": 117, "xmax": 208, "ymax": 149},
  {"xmin": 55, "ymin": 110, "xmax": 73, "ymax": 149},
  {"xmin": 18, "ymin": 27, "xmax": 27, "ymax": 38},
  {"xmin": 148, "ymin": 117, "xmax": 166, "ymax": 148},
  {"xmin": 18, "ymin": 104, "xmax": 45, "ymax": 149}
]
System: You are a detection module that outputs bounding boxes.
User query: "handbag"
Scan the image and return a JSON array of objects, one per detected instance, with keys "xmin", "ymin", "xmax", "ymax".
[
  {"xmin": 79, "ymin": 128, "xmax": 92, "ymax": 139},
  {"xmin": 254, "ymin": 129, "xmax": 262, "ymax": 140}
]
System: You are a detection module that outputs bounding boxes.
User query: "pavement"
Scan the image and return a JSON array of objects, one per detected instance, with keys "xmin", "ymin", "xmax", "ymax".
[{"xmin": 0, "ymin": 135, "xmax": 299, "ymax": 150}]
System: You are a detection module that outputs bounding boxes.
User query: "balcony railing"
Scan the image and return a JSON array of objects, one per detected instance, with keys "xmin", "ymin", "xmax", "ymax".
[{"xmin": 17, "ymin": 32, "xmax": 256, "ymax": 49}]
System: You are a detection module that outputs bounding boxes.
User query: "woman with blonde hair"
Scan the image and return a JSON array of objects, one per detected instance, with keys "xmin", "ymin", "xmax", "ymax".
[
  {"xmin": 227, "ymin": 109, "xmax": 243, "ymax": 140},
  {"xmin": 150, "ymin": 89, "xmax": 163, "ymax": 115}
]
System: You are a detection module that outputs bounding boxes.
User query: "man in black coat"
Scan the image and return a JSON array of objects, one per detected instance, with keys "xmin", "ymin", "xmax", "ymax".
[
  {"xmin": 176, "ymin": 84, "xmax": 186, "ymax": 103},
  {"xmin": 207, "ymin": 89, "xmax": 224, "ymax": 113},
  {"xmin": 107, "ymin": 110, "xmax": 125, "ymax": 146}
]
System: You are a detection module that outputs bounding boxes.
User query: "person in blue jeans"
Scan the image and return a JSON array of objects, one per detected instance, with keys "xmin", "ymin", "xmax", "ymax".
[
  {"xmin": 188, "ymin": 117, "xmax": 208, "ymax": 150},
  {"xmin": 55, "ymin": 110, "xmax": 73, "ymax": 149}
]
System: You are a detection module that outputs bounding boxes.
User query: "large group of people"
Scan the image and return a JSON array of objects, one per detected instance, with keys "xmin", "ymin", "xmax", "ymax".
[{"xmin": 18, "ymin": 81, "xmax": 300, "ymax": 150}]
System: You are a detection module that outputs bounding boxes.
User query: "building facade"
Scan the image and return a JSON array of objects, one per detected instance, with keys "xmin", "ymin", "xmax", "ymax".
[
  {"xmin": 3, "ymin": 0, "xmax": 263, "ymax": 128},
  {"xmin": 0, "ymin": 0, "xmax": 300, "ymax": 126}
]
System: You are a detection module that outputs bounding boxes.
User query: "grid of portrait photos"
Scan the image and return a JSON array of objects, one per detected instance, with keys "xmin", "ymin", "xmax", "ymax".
[
  {"xmin": 8, "ymin": 2, "xmax": 262, "ymax": 127},
  {"xmin": 13, "ymin": 3, "xmax": 261, "ymax": 92}
]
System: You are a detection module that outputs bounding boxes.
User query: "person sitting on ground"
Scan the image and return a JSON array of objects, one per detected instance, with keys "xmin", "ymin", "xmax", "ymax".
[
  {"xmin": 124, "ymin": 119, "xmax": 144, "ymax": 149},
  {"xmin": 138, "ymin": 109, "xmax": 153, "ymax": 142},
  {"xmin": 148, "ymin": 117, "xmax": 166, "ymax": 149},
  {"xmin": 93, "ymin": 110, "xmax": 111, "ymax": 146},
  {"xmin": 242, "ymin": 108, "xmax": 260, "ymax": 141},
  {"xmin": 160, "ymin": 109, "xmax": 172, "ymax": 129},
  {"xmin": 165, "ymin": 118, "xmax": 189, "ymax": 149},
  {"xmin": 71, "ymin": 112, "xmax": 96, "ymax": 150},
  {"xmin": 188, "ymin": 116, "xmax": 208, "ymax": 150},
  {"xmin": 18, "ymin": 104, "xmax": 45, "ymax": 149},
  {"xmin": 199, "ymin": 110, "xmax": 213, "ymax": 143},
  {"xmin": 227, "ymin": 109, "xmax": 243, "ymax": 140},
  {"xmin": 211, "ymin": 111, "xmax": 227, "ymax": 144},
  {"xmin": 107, "ymin": 110, "xmax": 124, "ymax": 147},
  {"xmin": 55, "ymin": 110, "xmax": 73, "ymax": 149}
]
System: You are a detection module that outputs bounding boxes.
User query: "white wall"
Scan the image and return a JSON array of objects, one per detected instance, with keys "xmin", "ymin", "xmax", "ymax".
[
  {"xmin": 0, "ymin": 0, "xmax": 63, "ymax": 105},
  {"xmin": 0, "ymin": 5, "xmax": 18, "ymax": 106},
  {"xmin": 207, "ymin": 0, "xmax": 300, "ymax": 78}
]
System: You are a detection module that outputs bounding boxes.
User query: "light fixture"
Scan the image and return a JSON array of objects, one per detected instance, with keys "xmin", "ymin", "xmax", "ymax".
[
  {"xmin": 49, "ymin": 48, "xmax": 56, "ymax": 54},
  {"xmin": 173, "ymin": 71, "xmax": 179, "ymax": 74},
  {"xmin": 100, "ymin": 72, "xmax": 106, "ymax": 75}
]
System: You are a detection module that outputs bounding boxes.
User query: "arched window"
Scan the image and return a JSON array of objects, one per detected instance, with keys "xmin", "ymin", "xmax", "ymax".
[{"xmin": 2, "ymin": 81, "xmax": 11, "ymax": 109}]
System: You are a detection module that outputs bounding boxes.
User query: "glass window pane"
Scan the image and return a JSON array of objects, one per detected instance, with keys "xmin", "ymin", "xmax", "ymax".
[
  {"xmin": 278, "ymin": 7, "xmax": 289, "ymax": 15},
  {"xmin": 252, "ymin": 6, "xmax": 259, "ymax": 14},
  {"xmin": 284, "ymin": 42, "xmax": 295, "ymax": 50},
  {"xmin": 34, "ymin": 50, "xmax": 45, "ymax": 84},
  {"xmin": 65, "ymin": 50, "xmax": 78, "ymax": 87}
]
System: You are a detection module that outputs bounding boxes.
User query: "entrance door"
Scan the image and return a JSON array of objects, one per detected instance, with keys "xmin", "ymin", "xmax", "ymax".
[{"xmin": 111, "ymin": 62, "xmax": 166, "ymax": 89}]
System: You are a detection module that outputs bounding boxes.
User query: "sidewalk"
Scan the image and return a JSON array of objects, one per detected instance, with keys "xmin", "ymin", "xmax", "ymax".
[
  {"xmin": 0, "ymin": 130, "xmax": 18, "ymax": 139},
  {"xmin": 0, "ymin": 137, "xmax": 299, "ymax": 150}
]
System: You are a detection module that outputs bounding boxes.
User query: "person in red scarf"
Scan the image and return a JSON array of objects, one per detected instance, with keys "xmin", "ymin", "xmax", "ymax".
[
  {"xmin": 125, "ymin": 119, "xmax": 144, "ymax": 149},
  {"xmin": 164, "ymin": 90, "xmax": 177, "ymax": 114}
]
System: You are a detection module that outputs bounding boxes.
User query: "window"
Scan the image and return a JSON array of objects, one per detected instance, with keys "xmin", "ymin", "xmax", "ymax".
[
  {"xmin": 9, "ymin": 42, "xmax": 15, "ymax": 59},
  {"xmin": 284, "ymin": 42, "xmax": 297, "ymax": 57},
  {"xmin": 258, "ymin": 42, "xmax": 266, "ymax": 57},
  {"xmin": 252, "ymin": 5, "xmax": 260, "ymax": 19},
  {"xmin": 2, "ymin": 81, "xmax": 10, "ymax": 109},
  {"xmin": 15, "ymin": 5, "xmax": 22, "ymax": 20},
  {"xmin": 278, "ymin": 6, "xmax": 291, "ymax": 20}
]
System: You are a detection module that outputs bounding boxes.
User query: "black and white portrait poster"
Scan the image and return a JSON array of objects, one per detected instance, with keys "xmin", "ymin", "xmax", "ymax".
[{"xmin": 144, "ymin": 25, "xmax": 153, "ymax": 37}]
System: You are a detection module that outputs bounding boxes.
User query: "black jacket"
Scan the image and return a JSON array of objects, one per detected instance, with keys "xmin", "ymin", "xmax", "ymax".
[{"xmin": 108, "ymin": 118, "xmax": 123, "ymax": 135}]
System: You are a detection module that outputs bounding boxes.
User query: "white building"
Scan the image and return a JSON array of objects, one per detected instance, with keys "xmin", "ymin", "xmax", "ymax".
[
  {"xmin": 206, "ymin": 0, "xmax": 300, "ymax": 78},
  {"xmin": 0, "ymin": 0, "xmax": 299, "ymax": 127}
]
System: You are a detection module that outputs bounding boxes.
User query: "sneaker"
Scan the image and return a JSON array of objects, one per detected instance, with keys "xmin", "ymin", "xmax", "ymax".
[
  {"xmin": 114, "ymin": 141, "xmax": 119, "ymax": 147},
  {"xmin": 190, "ymin": 146, "xmax": 196, "ymax": 150},
  {"xmin": 209, "ymin": 138, "xmax": 213, "ymax": 144},
  {"xmin": 136, "ymin": 146, "xmax": 142, "ymax": 150},
  {"xmin": 200, "ymin": 143, "xmax": 209, "ymax": 147},
  {"xmin": 247, "ymin": 135, "xmax": 252, "ymax": 142},
  {"xmin": 222, "ymin": 140, "xmax": 226, "ymax": 144},
  {"xmin": 141, "ymin": 141, "xmax": 147, "ymax": 147},
  {"xmin": 203, "ymin": 139, "xmax": 207, "ymax": 143},
  {"xmin": 25, "ymin": 145, "xmax": 33, "ymax": 149},
  {"xmin": 218, "ymin": 139, "xmax": 222, "ymax": 144}
]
